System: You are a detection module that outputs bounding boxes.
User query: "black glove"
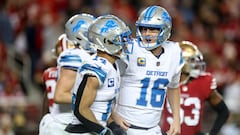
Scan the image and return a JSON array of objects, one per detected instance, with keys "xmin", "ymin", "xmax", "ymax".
[{"xmin": 107, "ymin": 121, "xmax": 127, "ymax": 135}]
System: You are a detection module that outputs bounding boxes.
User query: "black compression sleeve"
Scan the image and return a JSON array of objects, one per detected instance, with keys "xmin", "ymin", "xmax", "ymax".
[
  {"xmin": 74, "ymin": 74, "xmax": 105, "ymax": 134},
  {"xmin": 210, "ymin": 100, "xmax": 230, "ymax": 135}
]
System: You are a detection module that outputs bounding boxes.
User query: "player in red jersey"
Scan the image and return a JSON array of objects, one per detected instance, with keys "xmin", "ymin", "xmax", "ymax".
[{"xmin": 161, "ymin": 41, "xmax": 229, "ymax": 135}]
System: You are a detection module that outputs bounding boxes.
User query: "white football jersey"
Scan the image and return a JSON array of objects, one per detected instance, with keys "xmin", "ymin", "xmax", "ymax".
[
  {"xmin": 57, "ymin": 48, "xmax": 91, "ymax": 71},
  {"xmin": 53, "ymin": 48, "xmax": 91, "ymax": 124},
  {"xmin": 116, "ymin": 39, "xmax": 184, "ymax": 128},
  {"xmin": 71, "ymin": 55, "xmax": 120, "ymax": 126}
]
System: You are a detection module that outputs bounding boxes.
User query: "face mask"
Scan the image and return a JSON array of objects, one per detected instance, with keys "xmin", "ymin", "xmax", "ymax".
[{"xmin": 189, "ymin": 69, "xmax": 201, "ymax": 78}]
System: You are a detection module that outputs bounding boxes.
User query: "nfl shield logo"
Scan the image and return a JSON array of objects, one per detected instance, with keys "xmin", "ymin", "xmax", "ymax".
[{"xmin": 156, "ymin": 62, "xmax": 160, "ymax": 66}]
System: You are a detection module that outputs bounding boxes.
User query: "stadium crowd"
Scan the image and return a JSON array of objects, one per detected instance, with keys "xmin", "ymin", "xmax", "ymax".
[{"xmin": 0, "ymin": 0, "xmax": 239, "ymax": 134}]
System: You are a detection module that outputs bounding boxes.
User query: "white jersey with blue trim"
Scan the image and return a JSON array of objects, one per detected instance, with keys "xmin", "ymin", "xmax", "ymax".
[
  {"xmin": 53, "ymin": 48, "xmax": 91, "ymax": 124},
  {"xmin": 57, "ymin": 48, "xmax": 91, "ymax": 71},
  {"xmin": 116, "ymin": 39, "xmax": 184, "ymax": 128},
  {"xmin": 71, "ymin": 55, "xmax": 120, "ymax": 126}
]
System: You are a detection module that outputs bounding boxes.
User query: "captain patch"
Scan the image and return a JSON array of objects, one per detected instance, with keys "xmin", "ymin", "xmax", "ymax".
[{"xmin": 137, "ymin": 57, "xmax": 146, "ymax": 67}]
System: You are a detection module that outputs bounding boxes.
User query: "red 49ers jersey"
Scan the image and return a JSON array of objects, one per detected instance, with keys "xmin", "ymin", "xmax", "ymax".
[
  {"xmin": 42, "ymin": 67, "xmax": 59, "ymax": 114},
  {"xmin": 161, "ymin": 72, "xmax": 217, "ymax": 135}
]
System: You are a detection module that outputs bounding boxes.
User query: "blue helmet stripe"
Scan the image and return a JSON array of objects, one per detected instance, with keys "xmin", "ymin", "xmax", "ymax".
[{"xmin": 144, "ymin": 6, "xmax": 157, "ymax": 21}]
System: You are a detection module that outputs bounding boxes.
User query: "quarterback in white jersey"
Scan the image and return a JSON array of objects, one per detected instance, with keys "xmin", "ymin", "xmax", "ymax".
[
  {"xmin": 116, "ymin": 40, "xmax": 183, "ymax": 134},
  {"xmin": 113, "ymin": 6, "xmax": 183, "ymax": 135},
  {"xmin": 65, "ymin": 15, "xmax": 131, "ymax": 135}
]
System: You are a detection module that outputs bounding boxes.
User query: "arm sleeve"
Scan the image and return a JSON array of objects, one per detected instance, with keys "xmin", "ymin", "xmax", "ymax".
[
  {"xmin": 73, "ymin": 74, "xmax": 106, "ymax": 134},
  {"xmin": 210, "ymin": 100, "xmax": 230, "ymax": 135}
]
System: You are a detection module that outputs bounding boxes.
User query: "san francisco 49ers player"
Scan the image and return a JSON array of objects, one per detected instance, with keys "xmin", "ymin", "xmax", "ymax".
[
  {"xmin": 161, "ymin": 41, "xmax": 230, "ymax": 135},
  {"xmin": 39, "ymin": 33, "xmax": 75, "ymax": 135}
]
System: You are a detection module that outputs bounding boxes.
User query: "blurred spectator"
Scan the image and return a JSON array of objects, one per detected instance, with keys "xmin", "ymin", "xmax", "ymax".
[
  {"xmin": 221, "ymin": 78, "xmax": 240, "ymax": 135},
  {"xmin": 223, "ymin": 71, "xmax": 240, "ymax": 116},
  {"xmin": 93, "ymin": 0, "xmax": 113, "ymax": 16},
  {"xmin": 112, "ymin": 0, "xmax": 138, "ymax": 32},
  {"xmin": 0, "ymin": 0, "xmax": 14, "ymax": 47},
  {"xmin": 0, "ymin": 36, "xmax": 27, "ymax": 135},
  {"xmin": 0, "ymin": 41, "xmax": 26, "ymax": 106},
  {"xmin": 0, "ymin": 113, "xmax": 15, "ymax": 135}
]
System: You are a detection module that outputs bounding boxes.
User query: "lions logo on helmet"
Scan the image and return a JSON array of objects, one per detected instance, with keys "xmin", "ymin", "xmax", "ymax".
[
  {"xmin": 65, "ymin": 13, "xmax": 96, "ymax": 53},
  {"xmin": 179, "ymin": 41, "xmax": 206, "ymax": 78},
  {"xmin": 87, "ymin": 15, "xmax": 132, "ymax": 58}
]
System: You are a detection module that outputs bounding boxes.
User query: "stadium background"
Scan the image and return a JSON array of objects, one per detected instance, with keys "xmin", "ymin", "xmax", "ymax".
[{"xmin": 0, "ymin": 0, "xmax": 239, "ymax": 134}]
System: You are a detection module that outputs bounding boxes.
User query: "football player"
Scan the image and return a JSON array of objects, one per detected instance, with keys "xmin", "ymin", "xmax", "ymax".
[
  {"xmin": 65, "ymin": 15, "xmax": 131, "ymax": 135},
  {"xmin": 54, "ymin": 13, "xmax": 96, "ymax": 105},
  {"xmin": 161, "ymin": 41, "xmax": 230, "ymax": 135},
  {"xmin": 40, "ymin": 13, "xmax": 96, "ymax": 135},
  {"xmin": 112, "ymin": 5, "xmax": 183, "ymax": 135},
  {"xmin": 39, "ymin": 33, "xmax": 75, "ymax": 135}
]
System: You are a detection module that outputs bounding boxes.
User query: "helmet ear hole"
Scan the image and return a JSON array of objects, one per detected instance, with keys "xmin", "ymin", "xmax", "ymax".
[{"xmin": 103, "ymin": 38, "xmax": 107, "ymax": 44}]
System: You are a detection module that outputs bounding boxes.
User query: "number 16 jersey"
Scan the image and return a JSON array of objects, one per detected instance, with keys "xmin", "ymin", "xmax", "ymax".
[{"xmin": 116, "ymin": 40, "xmax": 184, "ymax": 128}]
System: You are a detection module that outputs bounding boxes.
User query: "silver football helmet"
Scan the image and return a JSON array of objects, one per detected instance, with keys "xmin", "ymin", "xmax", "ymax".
[
  {"xmin": 136, "ymin": 6, "xmax": 172, "ymax": 50},
  {"xmin": 88, "ymin": 15, "xmax": 131, "ymax": 58},
  {"xmin": 179, "ymin": 41, "xmax": 206, "ymax": 78},
  {"xmin": 65, "ymin": 13, "xmax": 96, "ymax": 53}
]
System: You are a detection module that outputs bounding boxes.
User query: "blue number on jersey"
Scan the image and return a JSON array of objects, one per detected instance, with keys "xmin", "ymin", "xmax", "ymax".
[{"xmin": 136, "ymin": 78, "xmax": 169, "ymax": 108}]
